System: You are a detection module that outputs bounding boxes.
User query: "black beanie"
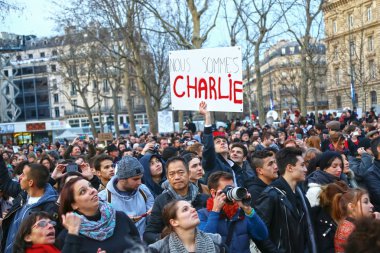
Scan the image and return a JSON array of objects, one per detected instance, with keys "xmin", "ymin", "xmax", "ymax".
[{"xmin": 318, "ymin": 151, "xmax": 343, "ymax": 171}]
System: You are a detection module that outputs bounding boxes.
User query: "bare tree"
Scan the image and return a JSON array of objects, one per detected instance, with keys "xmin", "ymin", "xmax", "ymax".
[
  {"xmin": 54, "ymin": 32, "xmax": 104, "ymax": 137},
  {"xmin": 139, "ymin": 0, "xmax": 221, "ymax": 128},
  {"xmin": 236, "ymin": 0, "xmax": 296, "ymax": 124},
  {"xmin": 282, "ymin": 0, "xmax": 325, "ymax": 117}
]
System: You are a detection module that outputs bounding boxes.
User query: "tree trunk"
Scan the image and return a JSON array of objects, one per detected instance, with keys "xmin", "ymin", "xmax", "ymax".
[
  {"xmin": 112, "ymin": 89, "xmax": 120, "ymax": 137},
  {"xmin": 254, "ymin": 46, "xmax": 265, "ymax": 125},
  {"xmin": 81, "ymin": 94, "xmax": 98, "ymax": 137},
  {"xmin": 123, "ymin": 68, "xmax": 136, "ymax": 134}
]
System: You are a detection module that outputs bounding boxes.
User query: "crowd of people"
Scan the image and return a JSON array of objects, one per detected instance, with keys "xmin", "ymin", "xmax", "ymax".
[{"xmin": 0, "ymin": 103, "xmax": 380, "ymax": 253}]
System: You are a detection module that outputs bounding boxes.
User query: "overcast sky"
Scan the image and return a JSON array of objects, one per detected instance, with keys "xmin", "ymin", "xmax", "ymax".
[{"xmin": 2, "ymin": 0, "xmax": 57, "ymax": 38}]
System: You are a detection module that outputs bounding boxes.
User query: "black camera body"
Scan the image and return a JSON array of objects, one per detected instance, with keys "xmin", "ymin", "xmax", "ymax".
[{"xmin": 222, "ymin": 185, "xmax": 249, "ymax": 204}]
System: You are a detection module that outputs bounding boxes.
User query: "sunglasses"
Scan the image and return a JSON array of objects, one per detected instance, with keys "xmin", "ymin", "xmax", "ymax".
[{"xmin": 32, "ymin": 220, "xmax": 56, "ymax": 229}]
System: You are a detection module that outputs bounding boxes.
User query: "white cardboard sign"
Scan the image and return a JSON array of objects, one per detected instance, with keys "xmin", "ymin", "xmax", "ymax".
[
  {"xmin": 169, "ymin": 46, "xmax": 243, "ymax": 112},
  {"xmin": 157, "ymin": 110, "xmax": 174, "ymax": 133}
]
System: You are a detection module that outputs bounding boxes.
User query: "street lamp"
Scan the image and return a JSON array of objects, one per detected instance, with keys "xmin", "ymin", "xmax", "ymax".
[{"xmin": 107, "ymin": 114, "xmax": 114, "ymax": 133}]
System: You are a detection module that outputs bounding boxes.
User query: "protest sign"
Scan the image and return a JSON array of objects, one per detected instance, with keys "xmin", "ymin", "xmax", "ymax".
[
  {"xmin": 169, "ymin": 46, "xmax": 243, "ymax": 112},
  {"xmin": 98, "ymin": 133, "xmax": 113, "ymax": 141},
  {"xmin": 157, "ymin": 111, "xmax": 174, "ymax": 133}
]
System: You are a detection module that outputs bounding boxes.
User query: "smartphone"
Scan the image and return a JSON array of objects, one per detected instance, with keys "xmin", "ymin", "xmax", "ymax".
[
  {"xmin": 78, "ymin": 135, "xmax": 86, "ymax": 140},
  {"xmin": 66, "ymin": 163, "xmax": 79, "ymax": 173},
  {"xmin": 296, "ymin": 134, "xmax": 302, "ymax": 140}
]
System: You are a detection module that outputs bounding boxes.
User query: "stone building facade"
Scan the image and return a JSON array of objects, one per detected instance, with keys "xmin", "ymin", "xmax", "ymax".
[{"xmin": 323, "ymin": 0, "xmax": 380, "ymax": 112}]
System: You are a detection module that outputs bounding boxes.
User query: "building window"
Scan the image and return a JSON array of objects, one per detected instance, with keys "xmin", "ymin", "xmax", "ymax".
[
  {"xmin": 348, "ymin": 14, "xmax": 354, "ymax": 29},
  {"xmin": 349, "ymin": 41, "xmax": 355, "ymax": 57},
  {"xmin": 368, "ymin": 36, "xmax": 374, "ymax": 52},
  {"xmin": 104, "ymin": 98, "xmax": 108, "ymax": 109},
  {"xmin": 334, "ymin": 68, "xmax": 340, "ymax": 85},
  {"xmin": 54, "ymin": 94, "xmax": 59, "ymax": 103},
  {"xmin": 333, "ymin": 20, "xmax": 337, "ymax": 34},
  {"xmin": 51, "ymin": 65, "xmax": 56, "ymax": 72},
  {"xmin": 40, "ymin": 52, "xmax": 45, "ymax": 58},
  {"xmin": 367, "ymin": 6, "xmax": 372, "ymax": 21},
  {"xmin": 103, "ymin": 79, "xmax": 109, "ymax": 92},
  {"xmin": 117, "ymin": 97, "xmax": 122, "ymax": 108},
  {"xmin": 371, "ymin": 91, "xmax": 377, "ymax": 105},
  {"xmin": 93, "ymin": 80, "xmax": 97, "ymax": 90},
  {"xmin": 16, "ymin": 55, "xmax": 21, "ymax": 61},
  {"xmin": 52, "ymin": 50, "xmax": 58, "ymax": 56},
  {"xmin": 54, "ymin": 107, "xmax": 60, "ymax": 117},
  {"xmin": 336, "ymin": 96, "xmax": 342, "ymax": 109},
  {"xmin": 71, "ymin": 83, "xmax": 77, "ymax": 95},
  {"xmin": 52, "ymin": 79, "xmax": 57, "ymax": 89},
  {"xmin": 119, "ymin": 116, "xmax": 124, "ymax": 124},
  {"xmin": 333, "ymin": 47, "xmax": 339, "ymax": 61},
  {"xmin": 369, "ymin": 60, "xmax": 375, "ymax": 79},
  {"xmin": 72, "ymin": 100, "xmax": 78, "ymax": 112},
  {"xmin": 5, "ymin": 86, "xmax": 10, "ymax": 95},
  {"xmin": 28, "ymin": 54, "xmax": 33, "ymax": 59}
]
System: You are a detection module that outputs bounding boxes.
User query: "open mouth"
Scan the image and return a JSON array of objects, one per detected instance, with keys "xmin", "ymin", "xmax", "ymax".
[{"xmin": 46, "ymin": 231, "xmax": 55, "ymax": 237}]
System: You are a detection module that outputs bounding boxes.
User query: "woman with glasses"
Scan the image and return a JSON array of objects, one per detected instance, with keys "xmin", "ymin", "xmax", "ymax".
[{"xmin": 13, "ymin": 211, "xmax": 81, "ymax": 253}]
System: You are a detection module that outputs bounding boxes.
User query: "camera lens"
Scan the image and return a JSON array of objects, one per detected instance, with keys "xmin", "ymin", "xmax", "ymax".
[{"xmin": 225, "ymin": 186, "xmax": 247, "ymax": 201}]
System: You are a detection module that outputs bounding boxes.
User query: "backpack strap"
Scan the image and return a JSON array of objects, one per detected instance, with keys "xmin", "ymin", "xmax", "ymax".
[
  {"xmin": 139, "ymin": 188, "xmax": 147, "ymax": 203},
  {"xmin": 107, "ymin": 189, "xmax": 112, "ymax": 203}
]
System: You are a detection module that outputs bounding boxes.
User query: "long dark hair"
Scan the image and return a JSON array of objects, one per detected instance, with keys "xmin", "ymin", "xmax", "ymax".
[
  {"xmin": 161, "ymin": 200, "xmax": 182, "ymax": 238},
  {"xmin": 13, "ymin": 212, "xmax": 53, "ymax": 253},
  {"xmin": 59, "ymin": 176, "xmax": 84, "ymax": 217}
]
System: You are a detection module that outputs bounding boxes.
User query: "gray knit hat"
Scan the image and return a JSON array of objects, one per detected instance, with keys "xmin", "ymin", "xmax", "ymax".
[{"xmin": 116, "ymin": 156, "xmax": 144, "ymax": 179}]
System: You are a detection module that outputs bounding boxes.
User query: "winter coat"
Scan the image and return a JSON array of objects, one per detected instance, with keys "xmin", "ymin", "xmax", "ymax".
[
  {"xmin": 139, "ymin": 153, "xmax": 166, "ymax": 198},
  {"xmin": 98, "ymin": 176, "xmax": 154, "ymax": 236},
  {"xmin": 0, "ymin": 156, "xmax": 58, "ymax": 253},
  {"xmin": 348, "ymin": 153, "xmax": 373, "ymax": 187},
  {"xmin": 143, "ymin": 188, "xmax": 207, "ymax": 244},
  {"xmin": 305, "ymin": 170, "xmax": 342, "ymax": 207},
  {"xmin": 254, "ymin": 177, "xmax": 315, "ymax": 253},
  {"xmin": 247, "ymin": 177, "xmax": 268, "ymax": 205},
  {"xmin": 149, "ymin": 231, "xmax": 223, "ymax": 253},
  {"xmin": 57, "ymin": 211, "xmax": 141, "ymax": 253},
  {"xmin": 202, "ymin": 126, "xmax": 251, "ymax": 187},
  {"xmin": 364, "ymin": 159, "xmax": 380, "ymax": 212},
  {"xmin": 198, "ymin": 208, "xmax": 268, "ymax": 253},
  {"xmin": 310, "ymin": 206, "xmax": 336, "ymax": 253}
]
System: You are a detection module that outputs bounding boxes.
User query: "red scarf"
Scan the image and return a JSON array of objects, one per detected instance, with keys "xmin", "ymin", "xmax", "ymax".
[
  {"xmin": 206, "ymin": 197, "xmax": 241, "ymax": 220},
  {"xmin": 25, "ymin": 244, "xmax": 61, "ymax": 253}
]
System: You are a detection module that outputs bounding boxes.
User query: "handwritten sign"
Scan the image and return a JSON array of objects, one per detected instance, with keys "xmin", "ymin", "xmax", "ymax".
[
  {"xmin": 169, "ymin": 47, "xmax": 243, "ymax": 112},
  {"xmin": 98, "ymin": 133, "xmax": 113, "ymax": 141},
  {"xmin": 158, "ymin": 111, "xmax": 174, "ymax": 133}
]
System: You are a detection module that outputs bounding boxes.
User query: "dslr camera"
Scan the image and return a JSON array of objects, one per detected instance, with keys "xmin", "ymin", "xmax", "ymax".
[{"xmin": 222, "ymin": 185, "xmax": 250, "ymax": 204}]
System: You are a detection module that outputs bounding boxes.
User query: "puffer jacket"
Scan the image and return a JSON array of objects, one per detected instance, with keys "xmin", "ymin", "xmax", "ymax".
[
  {"xmin": 348, "ymin": 153, "xmax": 373, "ymax": 187},
  {"xmin": 198, "ymin": 208, "xmax": 268, "ymax": 253}
]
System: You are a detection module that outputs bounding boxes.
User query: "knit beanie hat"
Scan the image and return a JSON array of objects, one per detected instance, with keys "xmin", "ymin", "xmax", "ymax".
[{"xmin": 116, "ymin": 156, "xmax": 144, "ymax": 179}]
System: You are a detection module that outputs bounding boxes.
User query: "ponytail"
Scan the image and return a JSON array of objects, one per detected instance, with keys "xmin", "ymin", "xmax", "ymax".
[{"xmin": 332, "ymin": 193, "xmax": 344, "ymax": 222}]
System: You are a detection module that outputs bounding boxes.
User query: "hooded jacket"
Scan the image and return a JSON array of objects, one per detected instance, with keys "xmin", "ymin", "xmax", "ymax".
[
  {"xmin": 139, "ymin": 153, "xmax": 166, "ymax": 198},
  {"xmin": 98, "ymin": 176, "xmax": 154, "ymax": 236},
  {"xmin": 2, "ymin": 184, "xmax": 58, "ymax": 253},
  {"xmin": 0, "ymin": 156, "xmax": 58, "ymax": 253}
]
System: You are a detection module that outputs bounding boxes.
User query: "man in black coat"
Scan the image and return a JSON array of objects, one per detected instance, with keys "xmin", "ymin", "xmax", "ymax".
[
  {"xmin": 364, "ymin": 136, "xmax": 380, "ymax": 212},
  {"xmin": 199, "ymin": 102, "xmax": 251, "ymax": 188},
  {"xmin": 143, "ymin": 156, "xmax": 207, "ymax": 244},
  {"xmin": 248, "ymin": 149, "xmax": 278, "ymax": 202},
  {"xmin": 254, "ymin": 147, "xmax": 317, "ymax": 253}
]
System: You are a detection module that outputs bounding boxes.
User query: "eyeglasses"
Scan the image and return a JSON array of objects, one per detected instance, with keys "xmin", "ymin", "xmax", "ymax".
[{"xmin": 32, "ymin": 220, "xmax": 56, "ymax": 229}]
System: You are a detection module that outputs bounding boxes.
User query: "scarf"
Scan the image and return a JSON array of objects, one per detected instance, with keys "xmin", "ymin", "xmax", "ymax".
[
  {"xmin": 206, "ymin": 197, "xmax": 240, "ymax": 220},
  {"xmin": 76, "ymin": 200, "xmax": 116, "ymax": 241},
  {"xmin": 307, "ymin": 170, "xmax": 340, "ymax": 185},
  {"xmin": 25, "ymin": 244, "xmax": 60, "ymax": 253},
  {"xmin": 165, "ymin": 183, "xmax": 199, "ymax": 203},
  {"xmin": 168, "ymin": 229, "xmax": 217, "ymax": 253}
]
